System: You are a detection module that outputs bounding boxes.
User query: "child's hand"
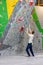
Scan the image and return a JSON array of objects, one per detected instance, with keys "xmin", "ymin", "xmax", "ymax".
[
  {"xmin": 26, "ymin": 28, "xmax": 28, "ymax": 32},
  {"xmin": 25, "ymin": 28, "xmax": 29, "ymax": 35}
]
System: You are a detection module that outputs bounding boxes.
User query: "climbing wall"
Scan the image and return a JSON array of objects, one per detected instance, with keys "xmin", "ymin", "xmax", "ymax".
[{"xmin": 0, "ymin": 0, "xmax": 36, "ymax": 56}]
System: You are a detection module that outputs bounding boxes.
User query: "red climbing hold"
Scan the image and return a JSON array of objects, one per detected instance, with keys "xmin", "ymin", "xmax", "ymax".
[
  {"xmin": 19, "ymin": 0, "xmax": 22, "ymax": 3},
  {"xmin": 29, "ymin": 0, "xmax": 33, "ymax": 6},
  {"xmin": 16, "ymin": 16, "xmax": 24, "ymax": 22},
  {"xmin": 19, "ymin": 26, "xmax": 24, "ymax": 32}
]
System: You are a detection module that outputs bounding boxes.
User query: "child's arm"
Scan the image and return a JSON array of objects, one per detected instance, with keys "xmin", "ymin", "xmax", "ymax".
[
  {"xmin": 29, "ymin": 24, "xmax": 32, "ymax": 33},
  {"xmin": 25, "ymin": 28, "xmax": 29, "ymax": 35},
  {"xmin": 25, "ymin": 24, "xmax": 32, "ymax": 35}
]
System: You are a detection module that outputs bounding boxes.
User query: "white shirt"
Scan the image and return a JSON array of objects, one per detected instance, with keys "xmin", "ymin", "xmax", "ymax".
[{"xmin": 28, "ymin": 33, "xmax": 34, "ymax": 43}]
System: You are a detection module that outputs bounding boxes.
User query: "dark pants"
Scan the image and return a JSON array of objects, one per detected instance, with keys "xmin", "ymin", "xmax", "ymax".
[{"xmin": 26, "ymin": 43, "xmax": 34, "ymax": 56}]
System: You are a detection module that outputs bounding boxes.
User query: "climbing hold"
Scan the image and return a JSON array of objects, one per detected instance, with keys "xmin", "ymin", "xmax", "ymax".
[
  {"xmin": 16, "ymin": 16, "xmax": 24, "ymax": 22},
  {"xmin": 19, "ymin": 26, "xmax": 24, "ymax": 32},
  {"xmin": 19, "ymin": 0, "xmax": 23, "ymax": 3},
  {"xmin": 38, "ymin": 39, "xmax": 40, "ymax": 43},
  {"xmin": 12, "ymin": 17, "xmax": 14, "ymax": 21},
  {"xmin": 29, "ymin": 0, "xmax": 33, "ymax": 6},
  {"xmin": 11, "ymin": 23, "xmax": 13, "ymax": 26}
]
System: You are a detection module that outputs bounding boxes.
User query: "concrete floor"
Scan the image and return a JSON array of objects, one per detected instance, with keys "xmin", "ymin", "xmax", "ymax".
[{"xmin": 0, "ymin": 54, "xmax": 43, "ymax": 65}]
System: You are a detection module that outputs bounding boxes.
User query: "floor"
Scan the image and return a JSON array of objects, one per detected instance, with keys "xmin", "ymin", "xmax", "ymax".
[{"xmin": 0, "ymin": 54, "xmax": 43, "ymax": 65}]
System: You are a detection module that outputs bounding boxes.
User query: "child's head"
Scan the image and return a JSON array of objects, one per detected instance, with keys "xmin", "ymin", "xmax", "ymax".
[{"xmin": 32, "ymin": 31, "xmax": 35, "ymax": 34}]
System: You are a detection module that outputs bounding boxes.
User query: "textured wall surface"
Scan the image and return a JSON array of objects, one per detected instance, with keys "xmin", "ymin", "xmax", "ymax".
[
  {"xmin": 0, "ymin": 0, "xmax": 35, "ymax": 56},
  {"xmin": 0, "ymin": 0, "xmax": 43, "ymax": 56}
]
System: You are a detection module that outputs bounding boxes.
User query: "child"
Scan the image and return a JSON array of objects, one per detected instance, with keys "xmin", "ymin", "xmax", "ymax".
[{"xmin": 25, "ymin": 27, "xmax": 35, "ymax": 56}]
